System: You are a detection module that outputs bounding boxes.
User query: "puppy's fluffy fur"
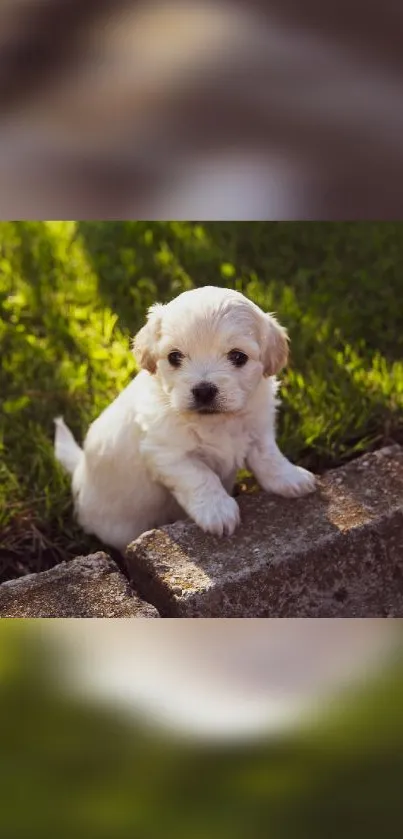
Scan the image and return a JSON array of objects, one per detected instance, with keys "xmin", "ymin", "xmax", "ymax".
[{"xmin": 54, "ymin": 286, "xmax": 315, "ymax": 550}]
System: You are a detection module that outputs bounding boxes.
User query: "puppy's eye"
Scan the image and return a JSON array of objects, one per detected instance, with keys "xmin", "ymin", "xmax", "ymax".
[
  {"xmin": 228, "ymin": 349, "xmax": 248, "ymax": 367},
  {"xmin": 168, "ymin": 350, "xmax": 184, "ymax": 367}
]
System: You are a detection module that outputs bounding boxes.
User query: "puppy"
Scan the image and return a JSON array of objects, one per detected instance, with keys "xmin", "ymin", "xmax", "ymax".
[{"xmin": 54, "ymin": 286, "xmax": 315, "ymax": 551}]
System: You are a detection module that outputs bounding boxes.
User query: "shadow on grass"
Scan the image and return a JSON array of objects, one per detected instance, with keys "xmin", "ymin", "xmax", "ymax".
[
  {"xmin": 0, "ymin": 347, "xmax": 103, "ymax": 583},
  {"xmin": 213, "ymin": 221, "xmax": 403, "ymax": 363}
]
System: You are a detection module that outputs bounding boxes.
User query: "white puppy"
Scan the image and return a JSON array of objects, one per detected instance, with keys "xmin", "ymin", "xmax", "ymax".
[{"xmin": 54, "ymin": 286, "xmax": 315, "ymax": 551}]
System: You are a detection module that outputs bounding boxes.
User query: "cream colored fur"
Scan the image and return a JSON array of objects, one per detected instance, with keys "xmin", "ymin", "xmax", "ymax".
[{"xmin": 54, "ymin": 286, "xmax": 315, "ymax": 550}]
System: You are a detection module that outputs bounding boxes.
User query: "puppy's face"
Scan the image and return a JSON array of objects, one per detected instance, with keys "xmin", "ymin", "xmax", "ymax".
[{"xmin": 133, "ymin": 287, "xmax": 288, "ymax": 415}]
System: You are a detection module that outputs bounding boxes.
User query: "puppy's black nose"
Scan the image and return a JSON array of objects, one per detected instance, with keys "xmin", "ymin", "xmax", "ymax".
[{"xmin": 192, "ymin": 382, "xmax": 218, "ymax": 406}]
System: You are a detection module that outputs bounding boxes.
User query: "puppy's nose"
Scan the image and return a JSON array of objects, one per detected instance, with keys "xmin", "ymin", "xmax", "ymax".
[{"xmin": 192, "ymin": 382, "xmax": 218, "ymax": 406}]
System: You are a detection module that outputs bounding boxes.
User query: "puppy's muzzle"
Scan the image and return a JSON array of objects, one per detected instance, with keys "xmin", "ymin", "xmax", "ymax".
[{"xmin": 191, "ymin": 381, "xmax": 219, "ymax": 411}]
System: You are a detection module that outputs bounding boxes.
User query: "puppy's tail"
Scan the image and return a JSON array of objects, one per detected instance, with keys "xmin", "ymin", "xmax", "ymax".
[{"xmin": 54, "ymin": 416, "xmax": 82, "ymax": 476}]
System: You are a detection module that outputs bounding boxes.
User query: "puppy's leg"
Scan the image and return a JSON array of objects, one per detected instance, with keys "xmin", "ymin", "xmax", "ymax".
[
  {"xmin": 222, "ymin": 468, "xmax": 238, "ymax": 495},
  {"xmin": 247, "ymin": 436, "xmax": 316, "ymax": 498},
  {"xmin": 144, "ymin": 451, "xmax": 240, "ymax": 536}
]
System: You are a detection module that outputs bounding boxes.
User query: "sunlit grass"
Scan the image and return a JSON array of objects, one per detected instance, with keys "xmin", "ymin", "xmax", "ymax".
[{"xmin": 1, "ymin": 221, "xmax": 403, "ymax": 576}]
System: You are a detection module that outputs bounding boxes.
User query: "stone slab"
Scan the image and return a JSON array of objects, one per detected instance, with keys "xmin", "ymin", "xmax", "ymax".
[
  {"xmin": 0, "ymin": 552, "xmax": 160, "ymax": 618},
  {"xmin": 125, "ymin": 446, "xmax": 403, "ymax": 617}
]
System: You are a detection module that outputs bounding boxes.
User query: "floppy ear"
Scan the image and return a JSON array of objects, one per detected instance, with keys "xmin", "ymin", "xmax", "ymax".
[
  {"xmin": 132, "ymin": 303, "xmax": 164, "ymax": 374},
  {"xmin": 259, "ymin": 311, "xmax": 289, "ymax": 376}
]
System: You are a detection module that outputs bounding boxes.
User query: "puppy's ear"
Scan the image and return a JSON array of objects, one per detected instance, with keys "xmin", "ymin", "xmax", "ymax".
[
  {"xmin": 259, "ymin": 311, "xmax": 289, "ymax": 376},
  {"xmin": 132, "ymin": 303, "xmax": 164, "ymax": 374}
]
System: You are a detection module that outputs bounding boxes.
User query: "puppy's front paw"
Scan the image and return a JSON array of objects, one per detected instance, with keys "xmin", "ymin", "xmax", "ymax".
[
  {"xmin": 192, "ymin": 494, "xmax": 241, "ymax": 537},
  {"xmin": 263, "ymin": 463, "xmax": 316, "ymax": 498}
]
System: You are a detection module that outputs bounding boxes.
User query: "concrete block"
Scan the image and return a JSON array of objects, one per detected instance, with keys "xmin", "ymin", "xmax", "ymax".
[
  {"xmin": 126, "ymin": 446, "xmax": 403, "ymax": 617},
  {"xmin": 0, "ymin": 552, "xmax": 160, "ymax": 618}
]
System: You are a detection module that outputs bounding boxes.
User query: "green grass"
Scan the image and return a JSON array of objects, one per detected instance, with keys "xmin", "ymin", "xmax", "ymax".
[{"xmin": 1, "ymin": 221, "xmax": 403, "ymax": 579}]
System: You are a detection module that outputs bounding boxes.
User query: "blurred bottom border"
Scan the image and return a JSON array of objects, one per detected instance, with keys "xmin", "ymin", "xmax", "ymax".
[{"xmin": 1, "ymin": 618, "xmax": 402, "ymax": 839}]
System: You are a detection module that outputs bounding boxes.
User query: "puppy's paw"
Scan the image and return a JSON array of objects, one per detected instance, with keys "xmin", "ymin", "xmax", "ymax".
[
  {"xmin": 263, "ymin": 463, "xmax": 316, "ymax": 498},
  {"xmin": 192, "ymin": 494, "xmax": 241, "ymax": 537}
]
